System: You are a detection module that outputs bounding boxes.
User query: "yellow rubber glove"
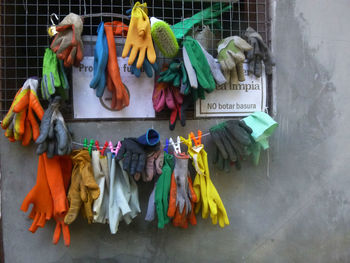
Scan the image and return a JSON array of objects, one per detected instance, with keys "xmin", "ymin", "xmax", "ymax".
[
  {"xmin": 1, "ymin": 86, "xmax": 29, "ymax": 131},
  {"xmin": 181, "ymin": 133, "xmax": 229, "ymax": 228},
  {"xmin": 122, "ymin": 2, "xmax": 156, "ymax": 69}
]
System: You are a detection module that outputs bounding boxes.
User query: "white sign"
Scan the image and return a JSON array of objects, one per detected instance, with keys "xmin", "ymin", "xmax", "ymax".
[
  {"xmin": 73, "ymin": 56, "xmax": 155, "ymax": 119},
  {"xmin": 196, "ymin": 63, "xmax": 266, "ymax": 117}
]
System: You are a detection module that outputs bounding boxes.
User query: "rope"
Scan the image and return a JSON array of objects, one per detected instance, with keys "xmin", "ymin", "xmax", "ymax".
[{"xmin": 71, "ymin": 131, "xmax": 211, "ymax": 149}]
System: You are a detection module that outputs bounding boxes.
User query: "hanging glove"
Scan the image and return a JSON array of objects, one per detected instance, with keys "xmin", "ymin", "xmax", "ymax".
[
  {"xmin": 130, "ymin": 56, "xmax": 158, "ymax": 78},
  {"xmin": 36, "ymin": 97, "xmax": 72, "ymax": 158},
  {"xmin": 152, "ymin": 81, "xmax": 168, "ymax": 112},
  {"xmin": 217, "ymin": 36, "xmax": 252, "ymax": 87},
  {"xmin": 155, "ymin": 152, "xmax": 174, "ymax": 228},
  {"xmin": 168, "ymin": 86, "xmax": 184, "ymax": 130},
  {"xmin": 104, "ymin": 21, "xmax": 130, "ymax": 110},
  {"xmin": 2, "ymin": 78, "xmax": 44, "ymax": 145},
  {"xmin": 143, "ymin": 147, "xmax": 164, "ymax": 182},
  {"xmin": 197, "ymin": 41, "xmax": 226, "ymax": 86},
  {"xmin": 242, "ymin": 112, "xmax": 278, "ymax": 165},
  {"xmin": 46, "ymin": 155, "xmax": 72, "ymax": 247},
  {"xmin": 90, "ymin": 22, "xmax": 109, "ymax": 98},
  {"xmin": 91, "ymin": 150, "xmax": 109, "ymax": 223},
  {"xmin": 41, "ymin": 48, "xmax": 69, "ymax": 100},
  {"xmin": 118, "ymin": 160, "xmax": 141, "ymax": 222},
  {"xmin": 108, "ymin": 156, "xmax": 131, "ymax": 234},
  {"xmin": 50, "ymin": 13, "xmax": 84, "ymax": 67},
  {"xmin": 64, "ymin": 149, "xmax": 100, "ymax": 224},
  {"xmin": 183, "ymin": 36, "xmax": 216, "ymax": 98},
  {"xmin": 20, "ymin": 155, "xmax": 54, "ymax": 233},
  {"xmin": 167, "ymin": 169, "xmax": 197, "ymax": 228},
  {"xmin": 244, "ymin": 27, "xmax": 275, "ymax": 77},
  {"xmin": 122, "ymin": 2, "xmax": 156, "ymax": 68},
  {"xmin": 209, "ymin": 120, "xmax": 253, "ymax": 171},
  {"xmin": 171, "ymin": 3, "xmax": 231, "ymax": 40},
  {"xmin": 157, "ymin": 59, "xmax": 188, "ymax": 87},
  {"xmin": 194, "ymin": 25, "xmax": 218, "ymax": 52},
  {"xmin": 171, "ymin": 154, "xmax": 192, "ymax": 214},
  {"xmin": 117, "ymin": 129, "xmax": 160, "ymax": 179}
]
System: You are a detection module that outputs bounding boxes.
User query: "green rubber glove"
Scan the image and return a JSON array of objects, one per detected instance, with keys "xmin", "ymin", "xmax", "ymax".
[
  {"xmin": 243, "ymin": 112, "xmax": 278, "ymax": 165},
  {"xmin": 183, "ymin": 36, "xmax": 216, "ymax": 94},
  {"xmin": 171, "ymin": 3, "xmax": 232, "ymax": 40},
  {"xmin": 41, "ymin": 48, "xmax": 60, "ymax": 100},
  {"xmin": 155, "ymin": 152, "xmax": 174, "ymax": 228},
  {"xmin": 157, "ymin": 59, "xmax": 188, "ymax": 88},
  {"xmin": 41, "ymin": 49, "xmax": 69, "ymax": 101}
]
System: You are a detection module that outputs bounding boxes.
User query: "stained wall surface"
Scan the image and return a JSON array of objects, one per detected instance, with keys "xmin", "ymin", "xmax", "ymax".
[{"xmin": 1, "ymin": 0, "xmax": 350, "ymax": 262}]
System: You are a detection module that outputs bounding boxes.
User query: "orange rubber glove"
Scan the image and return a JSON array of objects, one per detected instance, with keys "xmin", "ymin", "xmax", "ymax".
[
  {"xmin": 2, "ymin": 78, "xmax": 44, "ymax": 145},
  {"xmin": 1, "ymin": 87, "xmax": 29, "ymax": 138},
  {"xmin": 122, "ymin": 2, "xmax": 156, "ymax": 69},
  {"xmin": 13, "ymin": 78, "xmax": 44, "ymax": 146},
  {"xmin": 167, "ymin": 173, "xmax": 197, "ymax": 228},
  {"xmin": 104, "ymin": 21, "xmax": 130, "ymax": 110},
  {"xmin": 20, "ymin": 155, "xmax": 53, "ymax": 233},
  {"xmin": 52, "ymin": 155, "xmax": 72, "ymax": 246}
]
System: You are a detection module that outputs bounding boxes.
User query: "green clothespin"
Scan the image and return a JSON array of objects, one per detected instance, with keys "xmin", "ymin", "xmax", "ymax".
[
  {"xmin": 88, "ymin": 139, "xmax": 94, "ymax": 155},
  {"xmin": 83, "ymin": 138, "xmax": 88, "ymax": 148}
]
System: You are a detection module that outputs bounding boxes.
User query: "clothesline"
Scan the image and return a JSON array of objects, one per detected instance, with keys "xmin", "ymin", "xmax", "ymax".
[{"xmin": 71, "ymin": 131, "xmax": 212, "ymax": 149}]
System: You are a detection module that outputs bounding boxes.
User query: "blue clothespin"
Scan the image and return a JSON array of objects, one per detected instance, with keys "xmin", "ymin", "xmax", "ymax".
[{"xmin": 164, "ymin": 138, "xmax": 169, "ymax": 153}]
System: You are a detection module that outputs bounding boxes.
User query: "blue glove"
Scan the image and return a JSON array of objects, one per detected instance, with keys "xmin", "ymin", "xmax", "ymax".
[
  {"xmin": 131, "ymin": 56, "xmax": 159, "ymax": 78},
  {"xmin": 90, "ymin": 22, "xmax": 108, "ymax": 97}
]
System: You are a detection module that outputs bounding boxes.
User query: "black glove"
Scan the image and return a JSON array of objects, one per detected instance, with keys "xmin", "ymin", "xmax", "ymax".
[
  {"xmin": 209, "ymin": 120, "xmax": 253, "ymax": 171},
  {"xmin": 244, "ymin": 27, "xmax": 274, "ymax": 77},
  {"xmin": 116, "ymin": 138, "xmax": 160, "ymax": 180}
]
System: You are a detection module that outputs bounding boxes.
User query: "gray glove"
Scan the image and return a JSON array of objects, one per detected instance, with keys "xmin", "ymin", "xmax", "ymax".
[
  {"xmin": 244, "ymin": 27, "xmax": 275, "ymax": 77},
  {"xmin": 217, "ymin": 36, "xmax": 252, "ymax": 87},
  {"xmin": 173, "ymin": 154, "xmax": 192, "ymax": 215},
  {"xmin": 36, "ymin": 96, "xmax": 72, "ymax": 158}
]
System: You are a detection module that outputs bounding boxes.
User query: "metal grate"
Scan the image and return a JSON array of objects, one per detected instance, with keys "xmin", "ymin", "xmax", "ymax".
[{"xmin": 0, "ymin": 0, "xmax": 270, "ymax": 121}]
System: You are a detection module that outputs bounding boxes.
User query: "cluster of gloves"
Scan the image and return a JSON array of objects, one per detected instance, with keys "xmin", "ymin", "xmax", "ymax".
[
  {"xmin": 210, "ymin": 111, "xmax": 278, "ymax": 172},
  {"xmin": 62, "ymin": 147, "xmax": 141, "ymax": 235},
  {"xmin": 1, "ymin": 78, "xmax": 44, "ymax": 146}
]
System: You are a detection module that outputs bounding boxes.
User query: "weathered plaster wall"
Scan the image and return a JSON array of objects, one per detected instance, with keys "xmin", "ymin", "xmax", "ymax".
[{"xmin": 1, "ymin": 0, "xmax": 350, "ymax": 262}]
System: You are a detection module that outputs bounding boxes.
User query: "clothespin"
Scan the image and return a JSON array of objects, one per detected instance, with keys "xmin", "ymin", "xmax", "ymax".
[
  {"xmin": 190, "ymin": 130, "xmax": 202, "ymax": 146},
  {"xmin": 95, "ymin": 140, "xmax": 109, "ymax": 155},
  {"xmin": 164, "ymin": 138, "xmax": 169, "ymax": 153},
  {"xmin": 109, "ymin": 141, "xmax": 122, "ymax": 157},
  {"xmin": 48, "ymin": 13, "xmax": 59, "ymax": 37},
  {"xmin": 83, "ymin": 138, "xmax": 88, "ymax": 148},
  {"xmin": 169, "ymin": 136, "xmax": 181, "ymax": 154},
  {"xmin": 88, "ymin": 139, "xmax": 94, "ymax": 155}
]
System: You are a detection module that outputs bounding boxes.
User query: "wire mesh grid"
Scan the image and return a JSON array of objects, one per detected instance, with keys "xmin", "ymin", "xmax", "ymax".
[{"xmin": 0, "ymin": 0, "xmax": 270, "ymax": 121}]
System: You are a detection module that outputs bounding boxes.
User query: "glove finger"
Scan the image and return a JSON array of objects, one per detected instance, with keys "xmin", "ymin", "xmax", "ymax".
[
  {"xmin": 130, "ymin": 153, "xmax": 139, "ymax": 175},
  {"xmin": 52, "ymin": 222, "xmax": 61, "ymax": 245},
  {"xmin": 210, "ymin": 130, "xmax": 228, "ymax": 160},
  {"xmin": 122, "ymin": 150, "xmax": 131, "ymax": 173},
  {"xmin": 61, "ymin": 223, "xmax": 71, "ymax": 246},
  {"xmin": 28, "ymin": 213, "xmax": 41, "ymax": 233}
]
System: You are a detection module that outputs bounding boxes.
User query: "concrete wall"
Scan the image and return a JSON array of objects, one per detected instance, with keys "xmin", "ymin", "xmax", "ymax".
[{"xmin": 1, "ymin": 0, "xmax": 350, "ymax": 262}]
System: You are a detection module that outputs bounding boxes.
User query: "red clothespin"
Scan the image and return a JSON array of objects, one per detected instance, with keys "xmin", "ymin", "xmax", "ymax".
[
  {"xmin": 95, "ymin": 140, "xmax": 108, "ymax": 155},
  {"xmin": 190, "ymin": 130, "xmax": 202, "ymax": 146}
]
